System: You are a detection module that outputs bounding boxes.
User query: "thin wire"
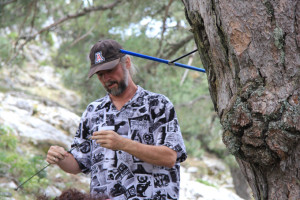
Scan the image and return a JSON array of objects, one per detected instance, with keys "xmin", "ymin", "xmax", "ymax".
[
  {"xmin": 15, "ymin": 163, "xmax": 51, "ymax": 191},
  {"xmin": 169, "ymin": 49, "xmax": 198, "ymax": 63},
  {"xmin": 14, "ymin": 147, "xmax": 77, "ymax": 191}
]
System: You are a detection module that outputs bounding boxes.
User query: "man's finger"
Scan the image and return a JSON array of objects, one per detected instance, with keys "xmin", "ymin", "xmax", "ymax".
[
  {"xmin": 55, "ymin": 153, "xmax": 65, "ymax": 160},
  {"xmin": 91, "ymin": 133, "xmax": 107, "ymax": 140},
  {"xmin": 93, "ymin": 130, "xmax": 114, "ymax": 136},
  {"xmin": 46, "ymin": 156, "xmax": 56, "ymax": 164},
  {"xmin": 52, "ymin": 156, "xmax": 57, "ymax": 162},
  {"xmin": 93, "ymin": 131, "xmax": 107, "ymax": 136},
  {"xmin": 50, "ymin": 150, "xmax": 67, "ymax": 160},
  {"xmin": 96, "ymin": 139, "xmax": 107, "ymax": 144}
]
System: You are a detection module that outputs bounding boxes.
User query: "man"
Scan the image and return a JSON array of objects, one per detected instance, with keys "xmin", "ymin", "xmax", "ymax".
[{"xmin": 47, "ymin": 39, "xmax": 187, "ymax": 200}]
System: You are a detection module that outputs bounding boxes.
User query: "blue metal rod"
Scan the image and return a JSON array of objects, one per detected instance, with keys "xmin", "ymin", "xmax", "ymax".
[{"xmin": 120, "ymin": 49, "xmax": 206, "ymax": 73}]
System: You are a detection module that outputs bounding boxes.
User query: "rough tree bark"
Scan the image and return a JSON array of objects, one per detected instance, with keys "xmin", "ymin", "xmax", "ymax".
[{"xmin": 182, "ymin": 0, "xmax": 300, "ymax": 199}]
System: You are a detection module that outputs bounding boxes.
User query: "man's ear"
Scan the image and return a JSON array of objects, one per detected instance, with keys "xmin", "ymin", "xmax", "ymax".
[{"xmin": 126, "ymin": 56, "xmax": 131, "ymax": 69}]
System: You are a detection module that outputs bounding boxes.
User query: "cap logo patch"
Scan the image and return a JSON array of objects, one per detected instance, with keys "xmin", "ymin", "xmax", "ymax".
[{"xmin": 95, "ymin": 51, "xmax": 105, "ymax": 64}]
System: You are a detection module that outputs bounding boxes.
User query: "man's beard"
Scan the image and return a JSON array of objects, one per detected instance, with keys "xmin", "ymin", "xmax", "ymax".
[{"xmin": 105, "ymin": 67, "xmax": 129, "ymax": 96}]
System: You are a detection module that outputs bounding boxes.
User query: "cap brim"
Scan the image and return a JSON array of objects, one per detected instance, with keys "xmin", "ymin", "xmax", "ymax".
[{"xmin": 88, "ymin": 58, "xmax": 120, "ymax": 78}]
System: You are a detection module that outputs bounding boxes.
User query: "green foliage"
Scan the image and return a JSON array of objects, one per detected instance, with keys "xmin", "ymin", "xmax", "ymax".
[
  {"xmin": 0, "ymin": 32, "xmax": 25, "ymax": 68},
  {"xmin": 223, "ymin": 154, "xmax": 239, "ymax": 168},
  {"xmin": 0, "ymin": 84, "xmax": 10, "ymax": 93},
  {"xmin": 43, "ymin": 32, "xmax": 55, "ymax": 47},
  {"xmin": 0, "ymin": 125, "xmax": 49, "ymax": 195},
  {"xmin": 185, "ymin": 137, "xmax": 204, "ymax": 158},
  {"xmin": 0, "ymin": 36, "xmax": 13, "ymax": 67},
  {"xmin": 197, "ymin": 179, "xmax": 217, "ymax": 188},
  {"xmin": 0, "ymin": 125, "xmax": 17, "ymax": 150},
  {"xmin": 7, "ymin": 31, "xmax": 18, "ymax": 40}
]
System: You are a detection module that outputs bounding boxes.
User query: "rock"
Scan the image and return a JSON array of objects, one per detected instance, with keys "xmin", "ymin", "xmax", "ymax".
[
  {"xmin": 0, "ymin": 110, "xmax": 73, "ymax": 148},
  {"xmin": 187, "ymin": 166, "xmax": 198, "ymax": 173},
  {"xmin": 2, "ymin": 94, "xmax": 37, "ymax": 116},
  {"xmin": 37, "ymin": 105, "xmax": 80, "ymax": 136},
  {"xmin": 44, "ymin": 186, "xmax": 62, "ymax": 198},
  {"xmin": 180, "ymin": 167, "xmax": 244, "ymax": 200},
  {"xmin": 36, "ymin": 66, "xmax": 60, "ymax": 90},
  {"xmin": 0, "ymin": 192, "xmax": 13, "ymax": 197},
  {"xmin": 0, "ymin": 181, "xmax": 17, "ymax": 190},
  {"xmin": 0, "ymin": 93, "xmax": 74, "ymax": 149},
  {"xmin": 15, "ymin": 100, "xmax": 34, "ymax": 114},
  {"xmin": 25, "ymin": 44, "xmax": 49, "ymax": 63},
  {"xmin": 202, "ymin": 155, "xmax": 226, "ymax": 174}
]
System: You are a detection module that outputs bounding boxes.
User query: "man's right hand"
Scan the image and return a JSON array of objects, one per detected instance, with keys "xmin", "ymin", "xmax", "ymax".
[{"xmin": 46, "ymin": 145, "xmax": 69, "ymax": 164}]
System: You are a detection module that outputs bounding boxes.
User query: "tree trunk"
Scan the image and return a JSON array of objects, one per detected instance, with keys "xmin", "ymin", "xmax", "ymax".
[
  {"xmin": 230, "ymin": 165, "xmax": 252, "ymax": 200},
  {"xmin": 182, "ymin": 0, "xmax": 300, "ymax": 199}
]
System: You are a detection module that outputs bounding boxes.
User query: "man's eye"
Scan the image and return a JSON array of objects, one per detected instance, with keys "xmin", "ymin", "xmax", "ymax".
[{"xmin": 97, "ymin": 72, "xmax": 103, "ymax": 76}]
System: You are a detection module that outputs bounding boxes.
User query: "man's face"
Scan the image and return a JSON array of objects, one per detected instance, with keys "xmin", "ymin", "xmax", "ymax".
[{"xmin": 96, "ymin": 62, "xmax": 129, "ymax": 96}]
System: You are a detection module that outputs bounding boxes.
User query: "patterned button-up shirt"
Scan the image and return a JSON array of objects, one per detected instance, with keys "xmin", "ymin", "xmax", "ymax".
[{"xmin": 71, "ymin": 86, "xmax": 187, "ymax": 200}]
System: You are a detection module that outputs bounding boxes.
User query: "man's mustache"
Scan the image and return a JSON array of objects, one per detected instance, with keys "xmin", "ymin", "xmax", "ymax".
[{"xmin": 105, "ymin": 81, "xmax": 118, "ymax": 87}]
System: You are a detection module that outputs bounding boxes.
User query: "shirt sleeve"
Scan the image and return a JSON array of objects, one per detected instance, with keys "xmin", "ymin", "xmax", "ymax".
[
  {"xmin": 153, "ymin": 97, "xmax": 187, "ymax": 163},
  {"xmin": 70, "ymin": 109, "xmax": 92, "ymax": 174}
]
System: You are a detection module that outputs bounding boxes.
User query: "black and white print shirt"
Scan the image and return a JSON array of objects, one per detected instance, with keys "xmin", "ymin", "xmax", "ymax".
[{"xmin": 70, "ymin": 86, "xmax": 187, "ymax": 200}]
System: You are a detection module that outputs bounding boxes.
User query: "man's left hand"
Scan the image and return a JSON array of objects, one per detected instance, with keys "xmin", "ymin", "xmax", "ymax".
[{"xmin": 91, "ymin": 130, "xmax": 127, "ymax": 150}]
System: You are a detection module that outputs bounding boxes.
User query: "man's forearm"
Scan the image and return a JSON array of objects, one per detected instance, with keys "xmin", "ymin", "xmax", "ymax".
[
  {"xmin": 121, "ymin": 139, "xmax": 177, "ymax": 168},
  {"xmin": 91, "ymin": 130, "xmax": 178, "ymax": 167},
  {"xmin": 57, "ymin": 153, "xmax": 82, "ymax": 174}
]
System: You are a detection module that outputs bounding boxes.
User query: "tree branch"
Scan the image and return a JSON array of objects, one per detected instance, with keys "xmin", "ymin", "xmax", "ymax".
[
  {"xmin": 16, "ymin": 0, "xmax": 123, "ymax": 51},
  {"xmin": 175, "ymin": 95, "xmax": 211, "ymax": 108},
  {"xmin": 29, "ymin": 0, "xmax": 38, "ymax": 35},
  {"xmin": 0, "ymin": 0, "xmax": 17, "ymax": 7},
  {"xmin": 70, "ymin": 25, "xmax": 95, "ymax": 47},
  {"xmin": 17, "ymin": 0, "xmax": 35, "ymax": 40},
  {"xmin": 180, "ymin": 46, "xmax": 196, "ymax": 85},
  {"xmin": 156, "ymin": 0, "xmax": 174, "ymax": 57},
  {"xmin": 148, "ymin": 5, "xmax": 166, "ymax": 18},
  {"xmin": 143, "ymin": 35, "xmax": 194, "ymax": 74},
  {"xmin": 164, "ymin": 34, "xmax": 194, "ymax": 58}
]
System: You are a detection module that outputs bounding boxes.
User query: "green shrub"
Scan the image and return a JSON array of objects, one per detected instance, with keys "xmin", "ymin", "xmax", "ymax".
[
  {"xmin": 0, "ymin": 125, "xmax": 49, "ymax": 194},
  {"xmin": 0, "ymin": 125, "xmax": 17, "ymax": 150},
  {"xmin": 197, "ymin": 178, "xmax": 217, "ymax": 188},
  {"xmin": 185, "ymin": 137, "xmax": 204, "ymax": 158}
]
